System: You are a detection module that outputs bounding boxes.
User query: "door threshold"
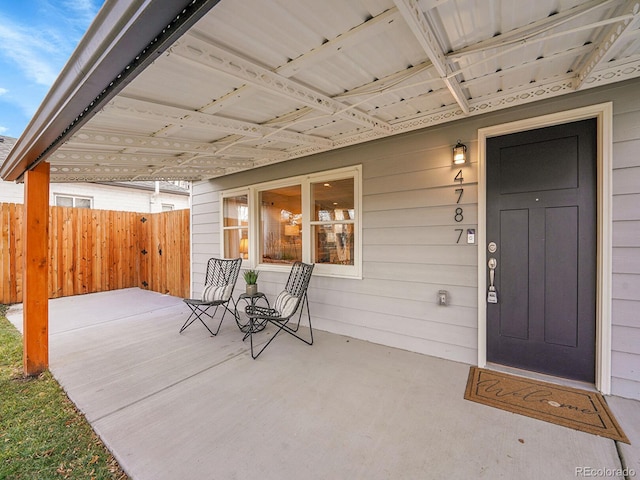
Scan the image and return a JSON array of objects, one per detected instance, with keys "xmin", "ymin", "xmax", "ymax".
[{"xmin": 485, "ymin": 362, "xmax": 597, "ymax": 392}]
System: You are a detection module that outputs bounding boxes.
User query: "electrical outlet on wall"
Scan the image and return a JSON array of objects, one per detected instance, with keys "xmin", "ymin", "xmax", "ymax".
[{"xmin": 438, "ymin": 290, "xmax": 448, "ymax": 306}]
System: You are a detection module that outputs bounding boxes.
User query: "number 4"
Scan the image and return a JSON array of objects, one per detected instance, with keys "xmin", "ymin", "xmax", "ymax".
[{"xmin": 454, "ymin": 169, "xmax": 464, "ymax": 184}]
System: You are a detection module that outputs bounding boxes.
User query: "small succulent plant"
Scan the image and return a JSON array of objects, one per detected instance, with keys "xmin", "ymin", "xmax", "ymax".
[{"xmin": 243, "ymin": 269, "xmax": 259, "ymax": 285}]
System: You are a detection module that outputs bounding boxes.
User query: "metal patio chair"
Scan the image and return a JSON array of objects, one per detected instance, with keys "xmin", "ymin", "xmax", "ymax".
[
  {"xmin": 245, "ymin": 261, "xmax": 314, "ymax": 359},
  {"xmin": 180, "ymin": 257, "xmax": 242, "ymax": 336}
]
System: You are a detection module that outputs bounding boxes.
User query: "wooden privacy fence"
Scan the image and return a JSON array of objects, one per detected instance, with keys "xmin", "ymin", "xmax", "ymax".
[{"xmin": 0, "ymin": 203, "xmax": 190, "ymax": 304}]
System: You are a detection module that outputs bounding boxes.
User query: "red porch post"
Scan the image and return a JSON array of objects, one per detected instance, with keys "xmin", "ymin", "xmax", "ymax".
[{"xmin": 23, "ymin": 161, "xmax": 50, "ymax": 375}]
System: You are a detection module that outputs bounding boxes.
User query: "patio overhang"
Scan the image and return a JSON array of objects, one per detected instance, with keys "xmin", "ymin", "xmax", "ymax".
[
  {"xmin": 1, "ymin": 0, "xmax": 639, "ymax": 184},
  {"xmin": 2, "ymin": 0, "xmax": 640, "ymax": 377}
]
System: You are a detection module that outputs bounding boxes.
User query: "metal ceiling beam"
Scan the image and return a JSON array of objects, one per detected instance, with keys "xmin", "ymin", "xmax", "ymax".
[
  {"xmin": 65, "ymin": 130, "xmax": 285, "ymax": 159},
  {"xmin": 356, "ymin": 84, "xmax": 450, "ymax": 116},
  {"xmin": 198, "ymin": 87, "xmax": 252, "ymax": 115},
  {"xmin": 393, "ymin": 0, "xmax": 470, "ymax": 114},
  {"xmin": 331, "ymin": 72, "xmax": 579, "ymax": 152},
  {"xmin": 449, "ymin": 0, "xmax": 619, "ymax": 60},
  {"xmin": 105, "ymin": 96, "xmax": 334, "ymax": 148},
  {"xmin": 445, "ymin": 12, "xmax": 638, "ymax": 80},
  {"xmin": 459, "ymin": 44, "xmax": 594, "ymax": 90},
  {"xmin": 48, "ymin": 164, "xmax": 221, "ymax": 182},
  {"xmin": 50, "ymin": 151, "xmax": 255, "ymax": 169},
  {"xmin": 265, "ymin": 63, "xmax": 432, "ymax": 126},
  {"xmin": 169, "ymin": 33, "xmax": 393, "ymax": 133},
  {"xmin": 575, "ymin": 0, "xmax": 640, "ymax": 90},
  {"xmin": 334, "ymin": 62, "xmax": 435, "ymax": 100}
]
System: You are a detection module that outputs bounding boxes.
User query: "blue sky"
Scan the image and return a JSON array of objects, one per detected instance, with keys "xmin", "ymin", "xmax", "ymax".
[{"xmin": 0, "ymin": 1, "xmax": 104, "ymax": 138}]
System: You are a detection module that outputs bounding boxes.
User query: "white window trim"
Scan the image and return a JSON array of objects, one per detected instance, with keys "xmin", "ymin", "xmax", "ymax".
[
  {"xmin": 54, "ymin": 193, "xmax": 93, "ymax": 208},
  {"xmin": 220, "ymin": 165, "xmax": 362, "ymax": 278}
]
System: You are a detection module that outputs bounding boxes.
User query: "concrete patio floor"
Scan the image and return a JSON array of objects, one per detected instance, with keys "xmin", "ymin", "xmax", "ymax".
[{"xmin": 7, "ymin": 288, "xmax": 639, "ymax": 479}]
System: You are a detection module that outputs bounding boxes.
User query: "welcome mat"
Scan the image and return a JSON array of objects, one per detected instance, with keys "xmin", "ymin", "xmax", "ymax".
[{"xmin": 464, "ymin": 367, "xmax": 629, "ymax": 443}]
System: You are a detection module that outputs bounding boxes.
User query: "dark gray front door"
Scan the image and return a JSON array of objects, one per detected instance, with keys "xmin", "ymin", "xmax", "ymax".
[{"xmin": 486, "ymin": 119, "xmax": 597, "ymax": 383}]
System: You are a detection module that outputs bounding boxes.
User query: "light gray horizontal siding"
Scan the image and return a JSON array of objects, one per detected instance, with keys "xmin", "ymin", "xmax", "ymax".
[
  {"xmin": 366, "ymin": 226, "xmax": 477, "ymax": 247},
  {"xmin": 613, "ymin": 325, "xmax": 640, "ymax": 355},
  {"xmin": 613, "ymin": 110, "xmax": 640, "ymax": 142},
  {"xmin": 365, "ymin": 205, "xmax": 478, "ymax": 229},
  {"xmin": 612, "ymin": 274, "xmax": 640, "ymax": 301},
  {"xmin": 190, "ymin": 77, "xmax": 640, "ymax": 399},
  {"xmin": 190, "ymin": 182, "xmax": 222, "ymax": 298},
  {"xmin": 613, "ymin": 221, "xmax": 640, "ymax": 247},
  {"xmin": 613, "ymin": 248, "xmax": 640, "ymax": 274},
  {"xmin": 612, "ymin": 299, "xmax": 640, "ymax": 328},
  {"xmin": 365, "ymin": 163, "xmax": 478, "ymax": 194},
  {"xmin": 611, "ymin": 377, "xmax": 640, "ymax": 401},
  {"xmin": 612, "ymin": 352, "xmax": 640, "ymax": 399},
  {"xmin": 612, "ymin": 167, "xmax": 640, "ymax": 195},
  {"xmin": 610, "ymin": 79, "xmax": 640, "ymax": 400},
  {"xmin": 366, "ymin": 184, "xmax": 478, "ymax": 211},
  {"xmin": 365, "ymin": 262, "xmax": 478, "ymax": 287},
  {"xmin": 613, "ymin": 138, "xmax": 640, "ymax": 168},
  {"xmin": 612, "ymin": 193, "xmax": 640, "ymax": 220}
]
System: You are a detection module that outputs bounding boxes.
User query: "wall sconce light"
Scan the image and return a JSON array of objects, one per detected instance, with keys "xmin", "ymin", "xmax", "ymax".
[
  {"xmin": 239, "ymin": 237, "xmax": 248, "ymax": 259},
  {"xmin": 452, "ymin": 140, "xmax": 467, "ymax": 165}
]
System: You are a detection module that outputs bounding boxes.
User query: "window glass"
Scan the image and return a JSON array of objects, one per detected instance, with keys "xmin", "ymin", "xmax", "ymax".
[
  {"xmin": 55, "ymin": 195, "xmax": 92, "ymax": 208},
  {"xmin": 260, "ymin": 185, "xmax": 302, "ymax": 264},
  {"xmin": 311, "ymin": 178, "xmax": 355, "ymax": 265},
  {"xmin": 223, "ymin": 194, "xmax": 248, "ymax": 259},
  {"xmin": 75, "ymin": 198, "xmax": 91, "ymax": 209},
  {"xmin": 223, "ymin": 195, "xmax": 249, "ymax": 227},
  {"xmin": 55, "ymin": 196, "xmax": 73, "ymax": 207}
]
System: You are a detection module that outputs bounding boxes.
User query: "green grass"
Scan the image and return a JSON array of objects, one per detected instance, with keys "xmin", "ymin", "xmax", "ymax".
[{"xmin": 0, "ymin": 306, "xmax": 129, "ymax": 480}]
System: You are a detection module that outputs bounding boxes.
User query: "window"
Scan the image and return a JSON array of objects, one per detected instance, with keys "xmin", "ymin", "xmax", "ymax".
[
  {"xmin": 311, "ymin": 178, "xmax": 355, "ymax": 266},
  {"xmin": 221, "ymin": 166, "xmax": 361, "ymax": 278},
  {"xmin": 260, "ymin": 185, "xmax": 302, "ymax": 264},
  {"xmin": 222, "ymin": 193, "xmax": 249, "ymax": 259},
  {"xmin": 55, "ymin": 194, "xmax": 92, "ymax": 208},
  {"xmin": 161, "ymin": 204, "xmax": 175, "ymax": 212}
]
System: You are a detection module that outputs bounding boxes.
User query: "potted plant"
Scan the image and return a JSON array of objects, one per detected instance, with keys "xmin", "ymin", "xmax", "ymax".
[{"xmin": 243, "ymin": 269, "xmax": 259, "ymax": 295}]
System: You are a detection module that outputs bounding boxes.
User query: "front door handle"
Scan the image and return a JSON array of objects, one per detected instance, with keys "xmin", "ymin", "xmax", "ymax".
[
  {"xmin": 487, "ymin": 258, "xmax": 498, "ymax": 303},
  {"xmin": 488, "ymin": 258, "xmax": 497, "ymax": 289}
]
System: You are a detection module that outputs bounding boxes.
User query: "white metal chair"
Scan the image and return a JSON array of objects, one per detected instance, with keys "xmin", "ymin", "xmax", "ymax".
[{"xmin": 180, "ymin": 257, "xmax": 242, "ymax": 336}]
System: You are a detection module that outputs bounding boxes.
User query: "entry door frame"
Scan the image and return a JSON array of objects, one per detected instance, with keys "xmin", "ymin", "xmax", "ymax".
[{"xmin": 477, "ymin": 103, "xmax": 613, "ymax": 394}]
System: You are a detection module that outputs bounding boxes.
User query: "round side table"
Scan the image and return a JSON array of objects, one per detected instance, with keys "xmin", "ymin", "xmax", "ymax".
[{"xmin": 234, "ymin": 292, "xmax": 270, "ymax": 333}]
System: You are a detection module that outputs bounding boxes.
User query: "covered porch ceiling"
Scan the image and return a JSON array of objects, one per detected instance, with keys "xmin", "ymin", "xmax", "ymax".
[{"xmin": 2, "ymin": 0, "xmax": 640, "ymax": 183}]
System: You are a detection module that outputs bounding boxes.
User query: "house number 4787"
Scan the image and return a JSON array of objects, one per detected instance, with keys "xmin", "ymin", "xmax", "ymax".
[{"xmin": 454, "ymin": 169, "xmax": 464, "ymax": 243}]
